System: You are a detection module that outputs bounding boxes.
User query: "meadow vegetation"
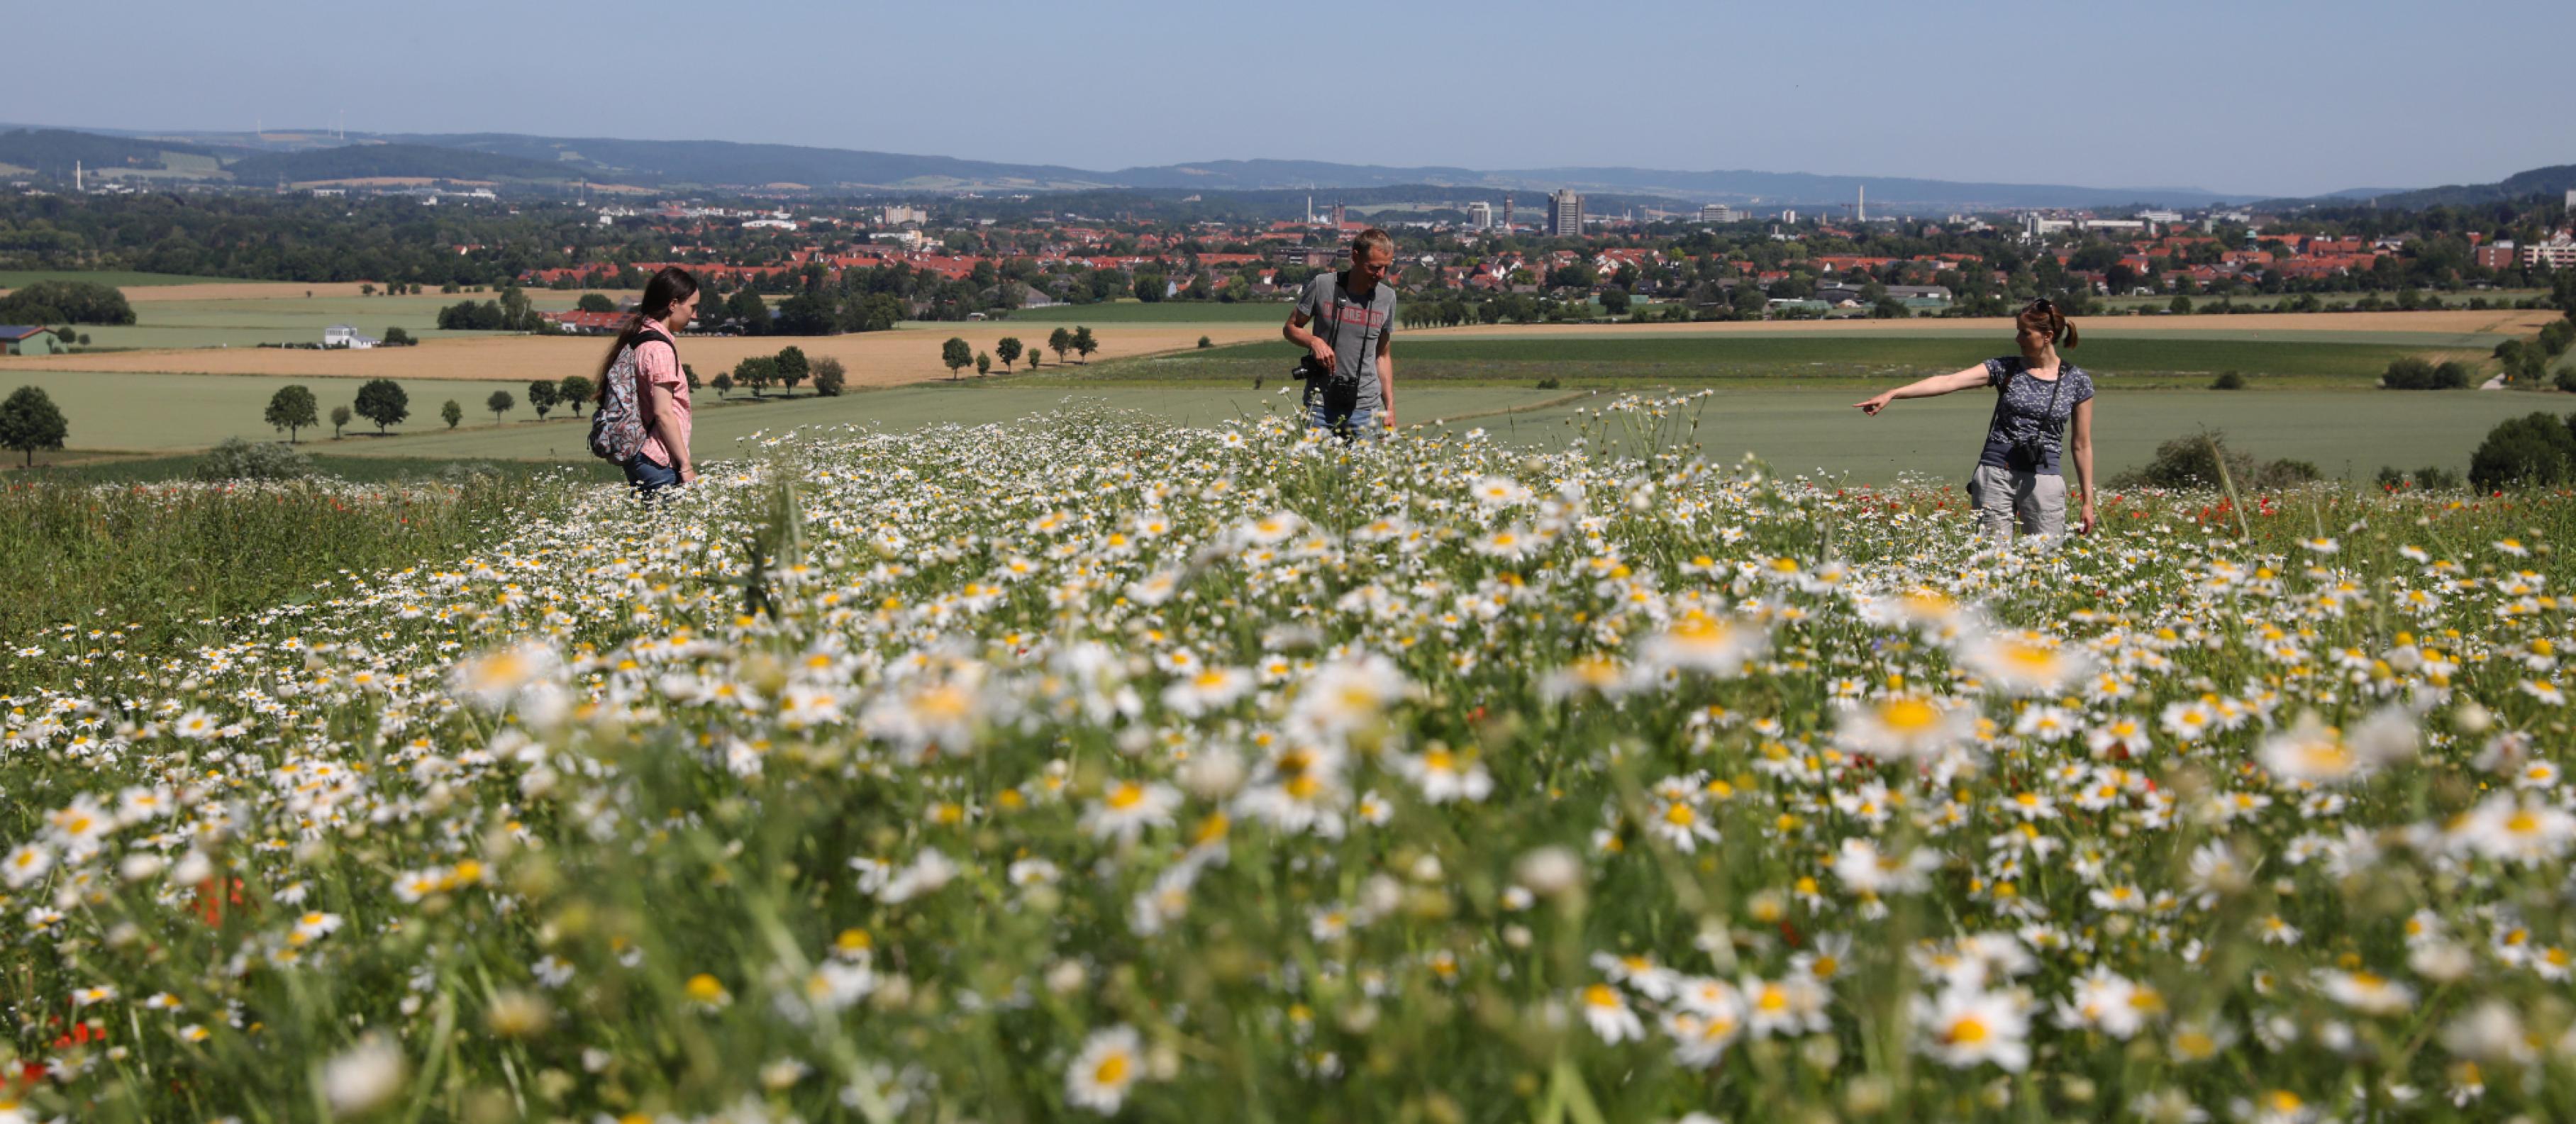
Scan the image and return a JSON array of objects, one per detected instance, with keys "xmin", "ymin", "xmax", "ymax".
[
  {"xmin": 5, "ymin": 399, "xmax": 2576, "ymax": 1121},
  {"xmin": 1048, "ymin": 335, "xmax": 2469, "ymax": 390}
]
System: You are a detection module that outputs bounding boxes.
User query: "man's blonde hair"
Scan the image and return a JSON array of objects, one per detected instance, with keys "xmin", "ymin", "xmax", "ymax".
[{"xmin": 1352, "ymin": 227, "xmax": 1395, "ymax": 260}]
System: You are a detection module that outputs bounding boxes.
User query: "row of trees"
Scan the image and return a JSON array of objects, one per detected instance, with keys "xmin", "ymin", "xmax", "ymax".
[
  {"xmin": 938, "ymin": 328, "xmax": 1094, "ymax": 379},
  {"xmin": 709, "ymin": 346, "xmax": 848, "ymax": 399},
  {"xmin": 435, "ymin": 286, "xmax": 545, "ymax": 332}
]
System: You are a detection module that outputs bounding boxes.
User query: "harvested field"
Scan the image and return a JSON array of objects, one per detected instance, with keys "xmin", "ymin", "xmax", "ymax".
[{"xmin": 0, "ymin": 323, "xmax": 1277, "ymax": 385}]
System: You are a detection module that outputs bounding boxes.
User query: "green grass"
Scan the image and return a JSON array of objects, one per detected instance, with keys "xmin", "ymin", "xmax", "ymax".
[
  {"xmin": 6, "ymin": 358, "xmax": 2558, "ymax": 484},
  {"xmin": 993, "ymin": 300, "xmax": 1295, "ymax": 324},
  {"xmin": 0, "ymin": 474, "xmax": 565, "ymax": 683},
  {"xmin": 0, "ymin": 269, "xmax": 253, "ymax": 289},
  {"xmin": 1048, "ymin": 334, "xmax": 2458, "ymax": 389},
  {"xmin": 38, "ymin": 291, "xmax": 602, "ymax": 350},
  {"xmin": 1454, "ymin": 387, "xmax": 2566, "ymax": 482},
  {"xmin": 6, "ymin": 452, "xmax": 620, "ymax": 486},
  {"xmin": 0, "ymin": 369, "xmax": 596, "ymax": 451}
]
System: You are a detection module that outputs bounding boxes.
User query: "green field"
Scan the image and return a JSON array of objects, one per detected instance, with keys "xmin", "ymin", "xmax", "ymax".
[
  {"xmin": 31, "ymin": 291, "xmax": 606, "ymax": 350},
  {"xmin": 0, "ymin": 369, "xmax": 612, "ymax": 455},
  {"xmin": 5, "ymin": 360, "xmax": 2561, "ymax": 484},
  {"xmin": 0, "ymin": 367, "xmax": 1564, "ymax": 461},
  {"xmin": 0, "ymin": 269, "xmax": 254, "ymax": 289},
  {"xmin": 1039, "ymin": 333, "xmax": 2475, "ymax": 389},
  {"xmin": 994, "ymin": 300, "xmax": 1295, "ymax": 324},
  {"xmin": 2097, "ymin": 287, "xmax": 2549, "ymax": 313}
]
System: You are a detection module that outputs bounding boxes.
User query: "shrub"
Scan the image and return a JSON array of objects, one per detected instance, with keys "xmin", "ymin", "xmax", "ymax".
[
  {"xmin": 2259, "ymin": 459, "xmax": 2321, "ymax": 489},
  {"xmin": 2539, "ymin": 318, "xmax": 2575, "ymax": 358},
  {"xmin": 1198, "ymin": 335, "xmax": 1214, "ymax": 349},
  {"xmin": 2467, "ymin": 411, "xmax": 2576, "ymax": 491},
  {"xmin": 2112, "ymin": 430, "xmax": 2257, "ymax": 490},
  {"xmin": 2416, "ymin": 464, "xmax": 2463, "ymax": 491},
  {"xmin": 1536, "ymin": 377, "xmax": 1562, "ymax": 390},
  {"xmin": 2111, "ymin": 430, "xmax": 2319, "ymax": 492},
  {"xmin": 382, "ymin": 326, "xmax": 414, "ymax": 347},
  {"xmin": 811, "ymin": 357, "xmax": 846, "ymax": 397},
  {"xmin": 2211, "ymin": 371, "xmax": 2245, "ymax": 390},
  {"xmin": 2380, "ymin": 357, "xmax": 2467, "ymax": 389},
  {"xmin": 194, "ymin": 437, "xmax": 316, "ymax": 482}
]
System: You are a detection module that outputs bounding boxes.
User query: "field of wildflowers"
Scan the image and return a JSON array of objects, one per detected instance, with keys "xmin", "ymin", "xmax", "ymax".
[{"xmin": 6, "ymin": 396, "xmax": 2576, "ymax": 1123}]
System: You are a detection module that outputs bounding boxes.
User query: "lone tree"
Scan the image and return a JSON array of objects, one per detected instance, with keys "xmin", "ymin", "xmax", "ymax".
[
  {"xmin": 1047, "ymin": 327, "xmax": 1073, "ymax": 365},
  {"xmin": 712, "ymin": 370, "xmax": 735, "ymax": 399},
  {"xmin": 1072, "ymin": 325, "xmax": 1098, "ymax": 363},
  {"xmin": 352, "ymin": 379, "xmax": 410, "ymax": 434},
  {"xmin": 942, "ymin": 337, "xmax": 974, "ymax": 380},
  {"xmin": 576, "ymin": 292, "xmax": 618, "ymax": 313},
  {"xmin": 487, "ymin": 390, "xmax": 516, "ymax": 423},
  {"xmin": 265, "ymin": 384, "xmax": 319, "ymax": 443},
  {"xmin": 0, "ymin": 385, "xmax": 68, "ymax": 467},
  {"xmin": 383, "ymin": 326, "xmax": 413, "ymax": 346},
  {"xmin": 775, "ymin": 345, "xmax": 809, "ymax": 394},
  {"xmin": 329, "ymin": 405, "xmax": 352, "ymax": 440},
  {"xmin": 558, "ymin": 375, "xmax": 593, "ymax": 416},
  {"xmin": 811, "ymin": 357, "xmax": 847, "ymax": 397},
  {"xmin": 441, "ymin": 399, "xmax": 462, "ymax": 429},
  {"xmin": 528, "ymin": 379, "xmax": 560, "ymax": 419},
  {"xmin": 734, "ymin": 355, "xmax": 777, "ymax": 396},
  {"xmin": 975, "ymin": 350, "xmax": 992, "ymax": 377},
  {"xmin": 995, "ymin": 336, "xmax": 1023, "ymax": 370}
]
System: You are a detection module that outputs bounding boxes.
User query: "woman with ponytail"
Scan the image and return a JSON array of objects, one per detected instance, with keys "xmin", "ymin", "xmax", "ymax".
[
  {"xmin": 595, "ymin": 267, "xmax": 701, "ymax": 496},
  {"xmin": 1853, "ymin": 298, "xmax": 2097, "ymax": 538}
]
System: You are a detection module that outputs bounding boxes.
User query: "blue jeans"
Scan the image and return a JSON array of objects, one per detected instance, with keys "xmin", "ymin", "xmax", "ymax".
[
  {"xmin": 1304, "ymin": 379, "xmax": 1382, "ymax": 443},
  {"xmin": 623, "ymin": 453, "xmax": 680, "ymax": 499}
]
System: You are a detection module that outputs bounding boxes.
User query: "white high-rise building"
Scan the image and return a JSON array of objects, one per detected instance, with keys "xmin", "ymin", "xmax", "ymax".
[
  {"xmin": 1699, "ymin": 204, "xmax": 1738, "ymax": 223},
  {"xmin": 1548, "ymin": 189, "xmax": 1584, "ymax": 237},
  {"xmin": 1466, "ymin": 201, "xmax": 1493, "ymax": 230}
]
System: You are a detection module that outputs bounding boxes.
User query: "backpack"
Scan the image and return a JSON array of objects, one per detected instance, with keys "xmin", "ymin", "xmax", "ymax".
[{"xmin": 587, "ymin": 328, "xmax": 672, "ymax": 462}]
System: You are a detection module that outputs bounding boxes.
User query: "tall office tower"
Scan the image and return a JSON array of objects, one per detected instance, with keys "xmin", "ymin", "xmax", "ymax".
[
  {"xmin": 1467, "ymin": 201, "xmax": 1493, "ymax": 230},
  {"xmin": 1549, "ymin": 189, "xmax": 1584, "ymax": 237}
]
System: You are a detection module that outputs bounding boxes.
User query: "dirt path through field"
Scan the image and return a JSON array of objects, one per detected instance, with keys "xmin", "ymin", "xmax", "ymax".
[{"xmin": 0, "ymin": 323, "xmax": 1279, "ymax": 386}]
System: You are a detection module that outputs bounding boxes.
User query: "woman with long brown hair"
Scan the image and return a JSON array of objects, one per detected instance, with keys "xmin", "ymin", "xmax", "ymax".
[
  {"xmin": 1853, "ymin": 298, "xmax": 2096, "ymax": 538},
  {"xmin": 595, "ymin": 267, "xmax": 701, "ymax": 496}
]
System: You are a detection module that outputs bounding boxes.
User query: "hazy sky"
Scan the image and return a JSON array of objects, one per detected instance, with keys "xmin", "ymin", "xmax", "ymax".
[{"xmin": 19, "ymin": 0, "xmax": 2570, "ymax": 197}]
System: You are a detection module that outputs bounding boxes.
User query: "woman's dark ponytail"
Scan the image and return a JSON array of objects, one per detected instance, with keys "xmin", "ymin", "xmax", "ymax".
[{"xmin": 594, "ymin": 266, "xmax": 699, "ymax": 402}]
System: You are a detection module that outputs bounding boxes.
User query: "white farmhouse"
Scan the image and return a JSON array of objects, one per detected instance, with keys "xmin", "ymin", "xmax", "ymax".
[{"xmin": 323, "ymin": 324, "xmax": 379, "ymax": 350}]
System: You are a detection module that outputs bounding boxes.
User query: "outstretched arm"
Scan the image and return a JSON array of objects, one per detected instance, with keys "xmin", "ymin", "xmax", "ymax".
[{"xmin": 1854, "ymin": 365, "xmax": 1991, "ymax": 415}]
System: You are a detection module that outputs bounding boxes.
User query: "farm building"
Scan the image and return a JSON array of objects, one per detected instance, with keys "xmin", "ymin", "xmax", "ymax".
[
  {"xmin": 0, "ymin": 325, "xmax": 57, "ymax": 356},
  {"xmin": 323, "ymin": 324, "xmax": 380, "ymax": 350}
]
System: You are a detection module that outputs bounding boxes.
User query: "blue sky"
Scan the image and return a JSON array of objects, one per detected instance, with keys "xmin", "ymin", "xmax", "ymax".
[{"xmin": 21, "ymin": 0, "xmax": 2572, "ymax": 197}]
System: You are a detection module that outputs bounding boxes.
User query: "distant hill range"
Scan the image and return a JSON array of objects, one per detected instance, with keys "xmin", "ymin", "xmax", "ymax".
[{"xmin": 0, "ymin": 123, "xmax": 2565, "ymax": 215}]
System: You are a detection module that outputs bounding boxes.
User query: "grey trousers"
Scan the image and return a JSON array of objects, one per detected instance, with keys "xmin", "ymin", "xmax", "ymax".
[{"xmin": 1969, "ymin": 463, "xmax": 2066, "ymax": 538}]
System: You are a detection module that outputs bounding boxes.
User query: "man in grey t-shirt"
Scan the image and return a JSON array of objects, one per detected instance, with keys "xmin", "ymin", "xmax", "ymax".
[{"xmin": 1284, "ymin": 228, "xmax": 1399, "ymax": 440}]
